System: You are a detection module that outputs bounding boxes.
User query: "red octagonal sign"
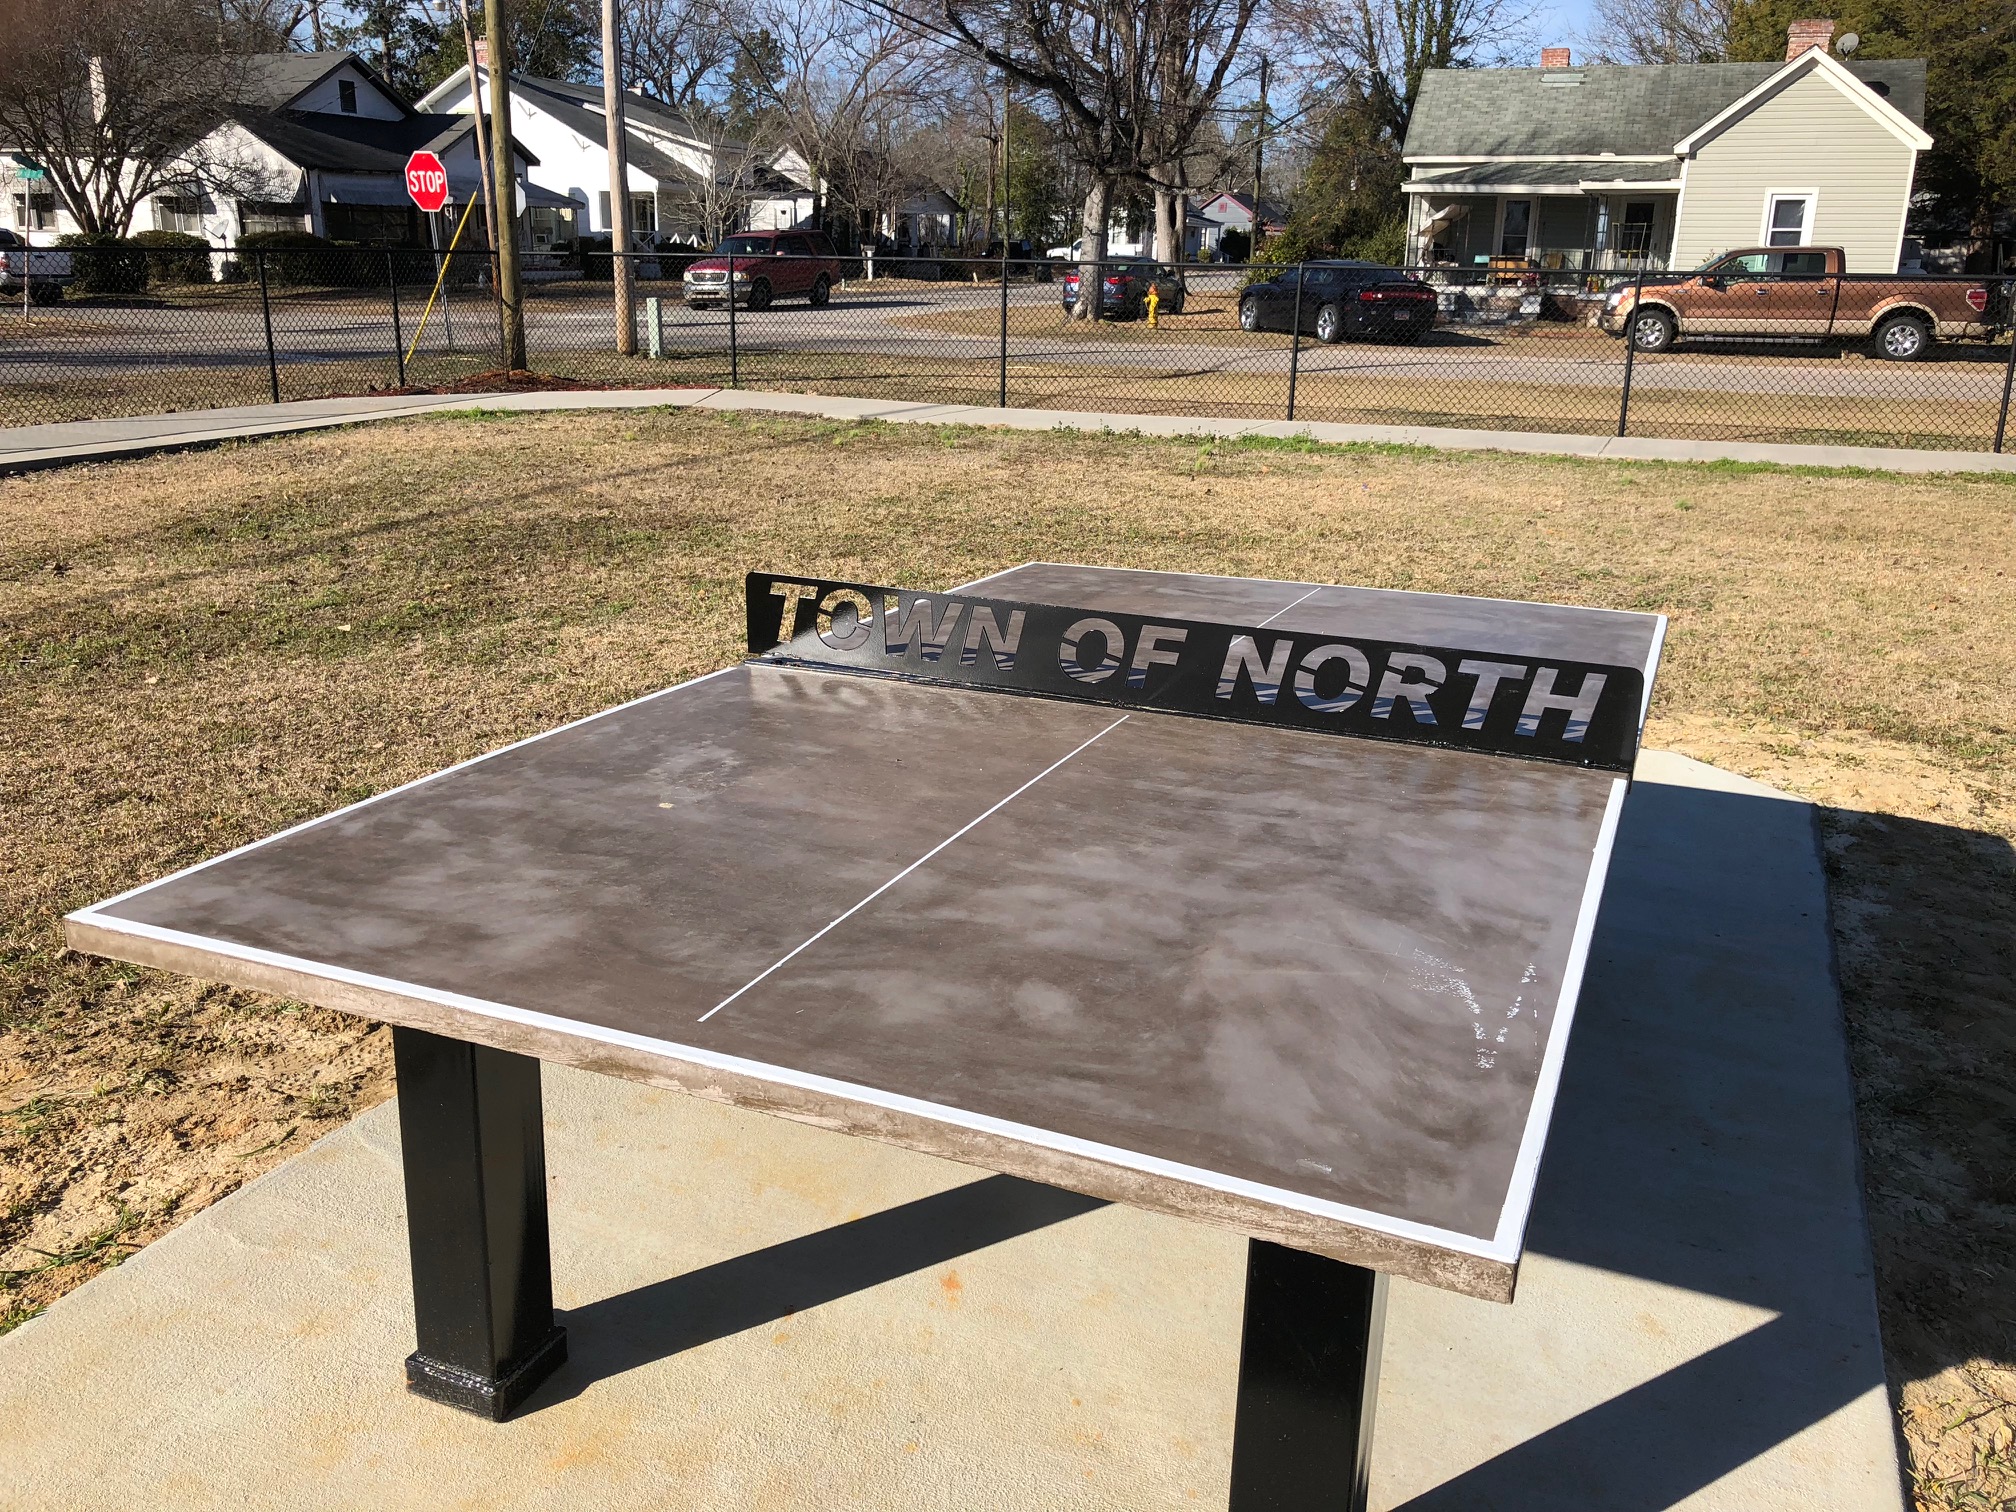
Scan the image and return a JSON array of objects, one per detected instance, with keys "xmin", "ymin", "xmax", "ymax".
[{"xmin": 404, "ymin": 151, "xmax": 449, "ymax": 213}]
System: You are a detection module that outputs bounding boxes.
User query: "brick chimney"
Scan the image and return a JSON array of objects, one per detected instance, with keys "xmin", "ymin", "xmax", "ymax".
[
  {"xmin": 1786, "ymin": 18, "xmax": 1835, "ymax": 59},
  {"xmin": 1541, "ymin": 46, "xmax": 1572, "ymax": 67},
  {"xmin": 473, "ymin": 36, "xmax": 489, "ymax": 68}
]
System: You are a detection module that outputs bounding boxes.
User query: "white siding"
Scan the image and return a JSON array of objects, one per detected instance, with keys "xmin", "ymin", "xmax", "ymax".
[{"xmin": 1671, "ymin": 68, "xmax": 1916, "ymax": 273}]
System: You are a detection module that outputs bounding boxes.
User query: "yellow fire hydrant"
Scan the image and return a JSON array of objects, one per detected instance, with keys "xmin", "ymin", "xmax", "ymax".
[{"xmin": 1145, "ymin": 282, "xmax": 1160, "ymax": 327}]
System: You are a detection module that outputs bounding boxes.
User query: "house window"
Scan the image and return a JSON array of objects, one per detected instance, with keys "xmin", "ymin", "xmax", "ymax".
[
  {"xmin": 1764, "ymin": 192, "xmax": 1814, "ymax": 248},
  {"xmin": 240, "ymin": 200, "xmax": 306, "ymax": 236},
  {"xmin": 338, "ymin": 79, "xmax": 358, "ymax": 113},
  {"xmin": 595, "ymin": 192, "xmax": 658, "ymax": 239},
  {"xmin": 155, "ymin": 195, "xmax": 207, "ymax": 235},
  {"xmin": 12, "ymin": 191, "xmax": 56, "ymax": 230},
  {"xmin": 1499, "ymin": 199, "xmax": 1532, "ymax": 259}
]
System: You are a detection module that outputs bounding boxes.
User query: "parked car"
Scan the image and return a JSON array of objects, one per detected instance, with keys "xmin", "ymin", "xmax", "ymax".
[
  {"xmin": 683, "ymin": 229, "xmax": 841, "ymax": 310},
  {"xmin": 1061, "ymin": 259, "xmax": 1187, "ymax": 319},
  {"xmin": 1237, "ymin": 261, "xmax": 1438, "ymax": 343},
  {"xmin": 1599, "ymin": 247, "xmax": 1996, "ymax": 360},
  {"xmin": 0, "ymin": 228, "xmax": 72, "ymax": 303}
]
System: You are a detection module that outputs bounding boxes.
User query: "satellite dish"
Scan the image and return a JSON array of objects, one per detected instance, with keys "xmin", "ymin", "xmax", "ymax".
[{"xmin": 1837, "ymin": 31, "xmax": 1860, "ymax": 54}]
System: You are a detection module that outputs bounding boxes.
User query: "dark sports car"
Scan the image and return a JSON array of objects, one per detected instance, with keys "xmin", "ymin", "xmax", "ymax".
[{"xmin": 1238, "ymin": 261, "xmax": 1438, "ymax": 343}]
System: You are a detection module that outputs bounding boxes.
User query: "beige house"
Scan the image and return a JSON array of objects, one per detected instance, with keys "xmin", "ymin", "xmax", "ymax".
[{"xmin": 1402, "ymin": 25, "xmax": 1931, "ymax": 275}]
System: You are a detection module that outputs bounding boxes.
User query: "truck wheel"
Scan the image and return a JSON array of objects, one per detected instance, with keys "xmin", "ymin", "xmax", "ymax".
[
  {"xmin": 1629, "ymin": 307, "xmax": 1676, "ymax": 353},
  {"xmin": 808, "ymin": 274, "xmax": 831, "ymax": 307},
  {"xmin": 1874, "ymin": 312, "xmax": 1929, "ymax": 361},
  {"xmin": 745, "ymin": 279, "xmax": 772, "ymax": 311}
]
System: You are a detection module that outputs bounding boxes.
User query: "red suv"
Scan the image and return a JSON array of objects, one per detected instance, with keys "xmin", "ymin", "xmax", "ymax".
[{"xmin": 682, "ymin": 230, "xmax": 841, "ymax": 310}]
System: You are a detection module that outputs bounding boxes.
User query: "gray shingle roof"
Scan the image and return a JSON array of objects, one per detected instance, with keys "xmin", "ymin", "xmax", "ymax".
[
  {"xmin": 512, "ymin": 81, "xmax": 707, "ymax": 189},
  {"xmin": 235, "ymin": 51, "xmax": 414, "ymax": 116},
  {"xmin": 1408, "ymin": 160, "xmax": 1682, "ymax": 187},
  {"xmin": 236, "ymin": 109, "xmax": 537, "ymax": 174},
  {"xmin": 1404, "ymin": 59, "xmax": 1925, "ymax": 159},
  {"xmin": 511, "ymin": 74, "xmax": 707, "ymax": 142}
]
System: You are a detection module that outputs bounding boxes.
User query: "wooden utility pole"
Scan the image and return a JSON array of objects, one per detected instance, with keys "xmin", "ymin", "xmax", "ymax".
[
  {"xmin": 482, "ymin": 0, "xmax": 526, "ymax": 369},
  {"xmin": 601, "ymin": 0, "xmax": 636, "ymax": 355},
  {"xmin": 1253, "ymin": 57, "xmax": 1268, "ymax": 251},
  {"xmin": 459, "ymin": 0, "xmax": 501, "ymax": 262}
]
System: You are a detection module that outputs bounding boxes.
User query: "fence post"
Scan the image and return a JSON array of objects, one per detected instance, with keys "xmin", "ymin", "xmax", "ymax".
[
  {"xmin": 728, "ymin": 261, "xmax": 739, "ymax": 388},
  {"xmin": 998, "ymin": 245, "xmax": 1010, "ymax": 408},
  {"xmin": 257, "ymin": 250, "xmax": 280, "ymax": 404},
  {"xmin": 388, "ymin": 250, "xmax": 406, "ymax": 387},
  {"xmin": 1996, "ymin": 279, "xmax": 2016, "ymax": 453},
  {"xmin": 646, "ymin": 295, "xmax": 663, "ymax": 359},
  {"xmin": 1286, "ymin": 263, "xmax": 1305, "ymax": 422},
  {"xmin": 1616, "ymin": 264, "xmax": 1647, "ymax": 438}
]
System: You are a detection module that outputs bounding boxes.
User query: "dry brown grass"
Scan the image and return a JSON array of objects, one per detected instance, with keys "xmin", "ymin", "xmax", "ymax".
[{"xmin": 1, "ymin": 408, "xmax": 2011, "ymax": 1506}]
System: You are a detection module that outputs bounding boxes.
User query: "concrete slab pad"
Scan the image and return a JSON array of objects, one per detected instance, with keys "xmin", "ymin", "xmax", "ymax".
[{"xmin": 0, "ymin": 750, "xmax": 1901, "ymax": 1509}]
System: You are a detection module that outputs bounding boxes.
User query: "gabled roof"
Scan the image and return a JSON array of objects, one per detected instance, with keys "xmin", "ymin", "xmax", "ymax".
[
  {"xmin": 503, "ymin": 80, "xmax": 708, "ymax": 189},
  {"xmin": 1404, "ymin": 58, "xmax": 1925, "ymax": 159},
  {"xmin": 236, "ymin": 51, "xmax": 413, "ymax": 117},
  {"xmin": 1674, "ymin": 45, "xmax": 1931, "ymax": 154},
  {"xmin": 420, "ymin": 65, "xmax": 712, "ymax": 147}
]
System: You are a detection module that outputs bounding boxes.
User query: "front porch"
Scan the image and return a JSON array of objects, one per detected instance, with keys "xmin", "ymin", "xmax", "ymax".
[{"xmin": 1405, "ymin": 166, "xmax": 1681, "ymax": 276}]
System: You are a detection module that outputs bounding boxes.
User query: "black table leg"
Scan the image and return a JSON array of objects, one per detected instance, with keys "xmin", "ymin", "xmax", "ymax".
[
  {"xmin": 1228, "ymin": 1239, "xmax": 1389, "ymax": 1512},
  {"xmin": 392, "ymin": 1025, "xmax": 567, "ymax": 1420}
]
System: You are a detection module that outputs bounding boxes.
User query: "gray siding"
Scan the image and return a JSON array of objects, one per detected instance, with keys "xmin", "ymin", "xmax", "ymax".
[{"xmin": 1672, "ymin": 69, "xmax": 1916, "ymax": 273}]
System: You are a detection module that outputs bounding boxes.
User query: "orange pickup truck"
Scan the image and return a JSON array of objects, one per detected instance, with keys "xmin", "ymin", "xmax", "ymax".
[{"xmin": 1599, "ymin": 247, "xmax": 1995, "ymax": 361}]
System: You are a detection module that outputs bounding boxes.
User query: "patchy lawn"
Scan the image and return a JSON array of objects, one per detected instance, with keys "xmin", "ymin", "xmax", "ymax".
[{"xmin": 1, "ymin": 407, "xmax": 2010, "ymax": 1506}]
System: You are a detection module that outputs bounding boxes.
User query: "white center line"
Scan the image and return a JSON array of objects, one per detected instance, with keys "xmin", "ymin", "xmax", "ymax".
[
  {"xmin": 1254, "ymin": 586, "xmax": 1325, "ymax": 628},
  {"xmin": 696, "ymin": 713, "xmax": 1133, "ymax": 1023}
]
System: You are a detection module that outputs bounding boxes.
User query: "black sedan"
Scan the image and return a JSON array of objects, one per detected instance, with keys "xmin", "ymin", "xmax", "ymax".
[
  {"xmin": 1061, "ymin": 259, "xmax": 1187, "ymax": 319},
  {"xmin": 1238, "ymin": 261, "xmax": 1438, "ymax": 343}
]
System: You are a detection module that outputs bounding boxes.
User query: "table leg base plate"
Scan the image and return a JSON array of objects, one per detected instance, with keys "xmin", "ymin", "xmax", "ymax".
[{"xmin": 404, "ymin": 1327, "xmax": 568, "ymax": 1421}]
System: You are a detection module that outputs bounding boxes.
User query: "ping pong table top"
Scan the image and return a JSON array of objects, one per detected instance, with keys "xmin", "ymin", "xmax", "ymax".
[{"xmin": 67, "ymin": 564, "xmax": 1664, "ymax": 1301}]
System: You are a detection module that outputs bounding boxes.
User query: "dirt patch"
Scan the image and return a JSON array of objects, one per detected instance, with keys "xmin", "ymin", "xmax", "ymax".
[{"xmin": 2, "ymin": 409, "xmax": 2011, "ymax": 1506}]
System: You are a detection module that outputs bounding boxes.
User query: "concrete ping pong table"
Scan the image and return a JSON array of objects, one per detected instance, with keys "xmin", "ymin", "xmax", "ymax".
[{"xmin": 66, "ymin": 563, "xmax": 1664, "ymax": 1510}]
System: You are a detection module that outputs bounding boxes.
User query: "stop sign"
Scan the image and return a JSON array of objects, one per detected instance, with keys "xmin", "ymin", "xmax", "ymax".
[{"xmin": 404, "ymin": 151, "xmax": 449, "ymax": 213}]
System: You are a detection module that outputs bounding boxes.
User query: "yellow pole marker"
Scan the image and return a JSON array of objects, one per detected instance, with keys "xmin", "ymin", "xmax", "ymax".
[{"xmin": 405, "ymin": 195, "xmax": 482, "ymax": 369}]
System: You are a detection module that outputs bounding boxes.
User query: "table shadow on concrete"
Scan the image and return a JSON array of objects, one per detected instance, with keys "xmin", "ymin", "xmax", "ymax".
[
  {"xmin": 529, "ymin": 1174, "xmax": 1107, "ymax": 1407},
  {"xmin": 1385, "ymin": 770, "xmax": 1901, "ymax": 1510}
]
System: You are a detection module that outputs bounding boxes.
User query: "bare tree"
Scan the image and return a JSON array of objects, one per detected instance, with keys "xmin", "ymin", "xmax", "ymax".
[
  {"xmin": 734, "ymin": 0, "xmax": 939, "ymax": 241},
  {"xmin": 622, "ymin": 0, "xmax": 739, "ymax": 108},
  {"xmin": 0, "ymin": 0, "xmax": 271, "ymax": 237},
  {"xmin": 1271, "ymin": 0, "xmax": 1532, "ymax": 147},
  {"xmin": 1577, "ymin": 0, "xmax": 1731, "ymax": 64},
  {"xmin": 876, "ymin": 0, "xmax": 1263, "ymax": 314}
]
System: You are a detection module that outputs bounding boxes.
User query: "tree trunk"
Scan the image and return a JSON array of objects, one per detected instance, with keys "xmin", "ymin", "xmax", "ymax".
[
  {"xmin": 1153, "ymin": 185, "xmax": 1177, "ymax": 264},
  {"xmin": 1072, "ymin": 177, "xmax": 1111, "ymax": 322}
]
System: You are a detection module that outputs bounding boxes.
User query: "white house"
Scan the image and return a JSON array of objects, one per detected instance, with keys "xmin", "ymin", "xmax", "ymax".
[
  {"xmin": 4, "ymin": 51, "xmax": 560, "ymax": 251},
  {"xmin": 418, "ymin": 64, "xmax": 818, "ymax": 248},
  {"xmin": 1402, "ymin": 27, "xmax": 1931, "ymax": 274}
]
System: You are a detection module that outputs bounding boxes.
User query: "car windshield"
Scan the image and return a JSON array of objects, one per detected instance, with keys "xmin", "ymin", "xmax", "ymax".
[{"xmin": 715, "ymin": 236, "xmax": 773, "ymax": 255}]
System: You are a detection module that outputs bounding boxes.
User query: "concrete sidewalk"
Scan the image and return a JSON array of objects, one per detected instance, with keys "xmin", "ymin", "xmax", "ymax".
[
  {"xmin": 0, "ymin": 751, "xmax": 1903, "ymax": 1510},
  {"xmin": 5, "ymin": 384, "xmax": 2015, "ymax": 475}
]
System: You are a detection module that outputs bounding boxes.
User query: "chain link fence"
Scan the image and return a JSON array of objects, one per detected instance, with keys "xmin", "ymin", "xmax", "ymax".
[{"xmin": 6, "ymin": 245, "xmax": 2015, "ymax": 454}]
